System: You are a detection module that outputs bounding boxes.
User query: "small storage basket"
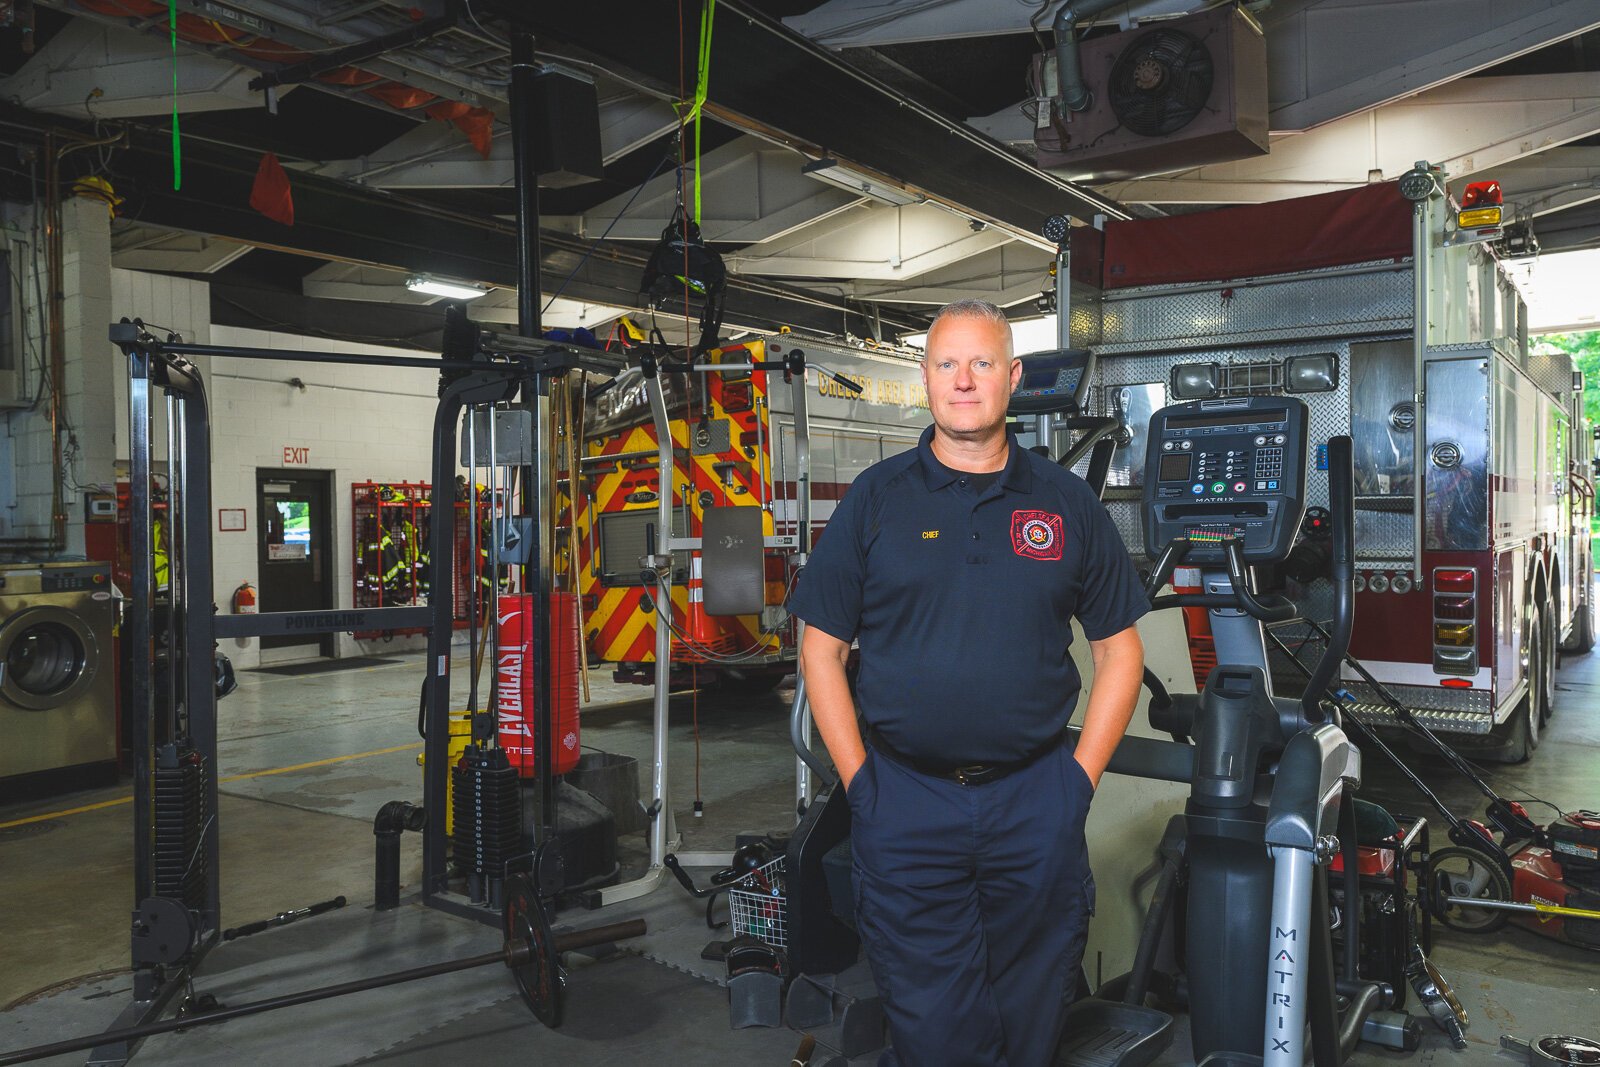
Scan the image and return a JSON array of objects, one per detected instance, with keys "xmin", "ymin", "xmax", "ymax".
[{"xmin": 727, "ymin": 856, "xmax": 788, "ymax": 949}]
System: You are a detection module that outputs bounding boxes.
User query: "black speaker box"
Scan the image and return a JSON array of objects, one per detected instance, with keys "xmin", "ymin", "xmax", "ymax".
[{"xmin": 530, "ymin": 69, "xmax": 604, "ymax": 188}]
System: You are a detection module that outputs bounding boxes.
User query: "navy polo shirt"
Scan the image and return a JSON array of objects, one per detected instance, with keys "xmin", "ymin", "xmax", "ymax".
[{"xmin": 788, "ymin": 425, "xmax": 1149, "ymax": 764}]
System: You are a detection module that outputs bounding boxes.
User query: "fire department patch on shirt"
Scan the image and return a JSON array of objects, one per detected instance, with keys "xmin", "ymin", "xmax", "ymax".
[{"xmin": 1010, "ymin": 509, "xmax": 1063, "ymax": 560}]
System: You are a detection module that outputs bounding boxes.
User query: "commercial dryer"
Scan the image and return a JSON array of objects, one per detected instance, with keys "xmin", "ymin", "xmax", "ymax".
[{"xmin": 0, "ymin": 561, "xmax": 118, "ymax": 799}]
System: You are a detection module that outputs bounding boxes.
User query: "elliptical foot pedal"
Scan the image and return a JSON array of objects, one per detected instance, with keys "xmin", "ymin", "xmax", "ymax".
[
  {"xmin": 1195, "ymin": 1055, "xmax": 1263, "ymax": 1067},
  {"xmin": 1057, "ymin": 1001, "xmax": 1174, "ymax": 1067}
]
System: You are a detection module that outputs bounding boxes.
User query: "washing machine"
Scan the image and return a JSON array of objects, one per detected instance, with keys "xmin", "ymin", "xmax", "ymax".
[{"xmin": 0, "ymin": 561, "xmax": 118, "ymax": 799}]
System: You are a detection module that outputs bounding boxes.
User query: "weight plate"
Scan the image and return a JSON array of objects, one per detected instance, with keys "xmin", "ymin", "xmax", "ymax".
[
  {"xmin": 503, "ymin": 873, "xmax": 562, "ymax": 1028},
  {"xmin": 1535, "ymin": 1035, "xmax": 1600, "ymax": 1065}
]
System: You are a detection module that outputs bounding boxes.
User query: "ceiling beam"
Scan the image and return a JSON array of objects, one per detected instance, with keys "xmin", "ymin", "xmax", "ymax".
[
  {"xmin": 0, "ymin": 104, "xmax": 911, "ymax": 337},
  {"xmin": 546, "ymin": 136, "xmax": 862, "ymax": 244},
  {"xmin": 1527, "ymin": 198, "xmax": 1600, "ymax": 255},
  {"xmin": 308, "ymin": 89, "xmax": 678, "ymax": 189},
  {"xmin": 0, "ymin": 18, "xmax": 278, "ymax": 118},
  {"xmin": 725, "ymin": 202, "xmax": 1012, "ymax": 280},
  {"xmin": 784, "ymin": 0, "xmax": 1195, "ymax": 48},
  {"xmin": 970, "ymin": 2, "xmax": 1600, "ymax": 161},
  {"xmin": 1474, "ymin": 146, "xmax": 1600, "ymax": 220},
  {"xmin": 1093, "ymin": 74, "xmax": 1600, "ymax": 204},
  {"xmin": 843, "ymin": 242, "xmax": 1054, "ymax": 306},
  {"xmin": 32, "ymin": 0, "xmax": 508, "ymax": 113},
  {"xmin": 485, "ymin": 0, "xmax": 1129, "ymax": 238},
  {"xmin": 1261, "ymin": 0, "xmax": 1600, "ymax": 133}
]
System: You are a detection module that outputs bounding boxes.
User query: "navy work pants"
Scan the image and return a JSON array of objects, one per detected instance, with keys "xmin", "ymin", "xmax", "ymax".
[{"xmin": 848, "ymin": 743, "xmax": 1096, "ymax": 1067}]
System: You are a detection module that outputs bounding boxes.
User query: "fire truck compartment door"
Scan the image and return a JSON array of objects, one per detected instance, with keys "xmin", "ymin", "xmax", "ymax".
[
  {"xmin": 1424, "ymin": 357, "xmax": 1489, "ymax": 551},
  {"xmin": 702, "ymin": 506, "xmax": 765, "ymax": 616}
]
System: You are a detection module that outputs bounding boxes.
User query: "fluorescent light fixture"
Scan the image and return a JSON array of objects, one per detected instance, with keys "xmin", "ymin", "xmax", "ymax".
[
  {"xmin": 406, "ymin": 274, "xmax": 490, "ymax": 300},
  {"xmin": 801, "ymin": 158, "xmax": 925, "ymax": 207}
]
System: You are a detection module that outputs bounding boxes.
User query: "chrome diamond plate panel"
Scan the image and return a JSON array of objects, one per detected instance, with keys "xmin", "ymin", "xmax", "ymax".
[
  {"xmin": 1067, "ymin": 280, "xmax": 1103, "ymax": 348},
  {"xmin": 1343, "ymin": 700, "xmax": 1494, "ymax": 734},
  {"xmin": 1090, "ymin": 339, "xmax": 1389, "ymax": 555},
  {"xmin": 1097, "ymin": 263, "xmax": 1413, "ymax": 353},
  {"xmin": 1523, "ymin": 348, "xmax": 1575, "ymax": 399}
]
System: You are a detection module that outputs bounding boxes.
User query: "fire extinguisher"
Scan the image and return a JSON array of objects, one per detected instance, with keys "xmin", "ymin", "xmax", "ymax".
[{"xmin": 233, "ymin": 581, "xmax": 258, "ymax": 614}]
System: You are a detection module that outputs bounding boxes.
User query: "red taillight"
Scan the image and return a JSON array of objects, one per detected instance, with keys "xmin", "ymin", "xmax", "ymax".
[
  {"xmin": 1435, "ymin": 596, "xmax": 1474, "ymax": 620},
  {"xmin": 1435, "ymin": 568, "xmax": 1475, "ymax": 592},
  {"xmin": 1460, "ymin": 181, "xmax": 1502, "ymax": 208},
  {"xmin": 1440, "ymin": 678, "xmax": 1472, "ymax": 688}
]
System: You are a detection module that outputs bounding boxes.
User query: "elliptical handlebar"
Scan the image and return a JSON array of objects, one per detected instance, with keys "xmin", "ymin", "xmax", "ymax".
[
  {"xmin": 1141, "ymin": 537, "xmax": 1297, "ymax": 622},
  {"xmin": 1222, "ymin": 539, "xmax": 1300, "ymax": 623},
  {"xmin": 1299, "ymin": 436, "xmax": 1356, "ymax": 724}
]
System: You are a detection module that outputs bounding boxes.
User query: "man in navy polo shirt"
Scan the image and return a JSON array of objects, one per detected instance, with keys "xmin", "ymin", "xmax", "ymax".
[{"xmin": 790, "ymin": 299, "xmax": 1148, "ymax": 1066}]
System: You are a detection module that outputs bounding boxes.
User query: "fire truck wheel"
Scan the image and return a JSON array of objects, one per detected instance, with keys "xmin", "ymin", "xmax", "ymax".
[
  {"xmin": 1539, "ymin": 600, "xmax": 1558, "ymax": 723},
  {"xmin": 1561, "ymin": 560, "xmax": 1595, "ymax": 655},
  {"xmin": 1503, "ymin": 621, "xmax": 1545, "ymax": 762}
]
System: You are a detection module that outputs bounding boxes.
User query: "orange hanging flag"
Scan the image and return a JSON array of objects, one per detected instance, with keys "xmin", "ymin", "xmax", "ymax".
[
  {"xmin": 451, "ymin": 107, "xmax": 495, "ymax": 159},
  {"xmin": 249, "ymin": 151, "xmax": 294, "ymax": 226}
]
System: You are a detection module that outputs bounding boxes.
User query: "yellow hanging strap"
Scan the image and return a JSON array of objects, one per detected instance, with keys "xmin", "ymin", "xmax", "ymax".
[{"xmin": 673, "ymin": 0, "xmax": 716, "ymax": 226}]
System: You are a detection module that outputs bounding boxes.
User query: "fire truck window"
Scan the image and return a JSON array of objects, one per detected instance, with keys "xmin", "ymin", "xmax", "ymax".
[
  {"xmin": 720, "ymin": 371, "xmax": 752, "ymax": 414},
  {"xmin": 811, "ymin": 430, "xmax": 838, "ymax": 489},
  {"xmin": 881, "ymin": 432, "xmax": 919, "ymax": 461},
  {"xmin": 834, "ymin": 431, "xmax": 880, "ymax": 483}
]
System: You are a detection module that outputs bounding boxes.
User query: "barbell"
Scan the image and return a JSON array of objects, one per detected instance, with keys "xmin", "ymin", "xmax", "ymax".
[{"xmin": 0, "ymin": 874, "xmax": 644, "ymax": 1066}]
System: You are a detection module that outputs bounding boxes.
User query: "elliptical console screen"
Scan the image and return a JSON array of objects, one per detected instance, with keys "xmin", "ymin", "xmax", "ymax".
[
  {"xmin": 1007, "ymin": 348, "xmax": 1095, "ymax": 416},
  {"xmin": 1142, "ymin": 396, "xmax": 1310, "ymax": 564}
]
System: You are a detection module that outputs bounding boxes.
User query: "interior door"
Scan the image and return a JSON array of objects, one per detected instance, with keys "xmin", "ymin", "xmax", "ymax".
[{"xmin": 257, "ymin": 470, "xmax": 334, "ymax": 652}]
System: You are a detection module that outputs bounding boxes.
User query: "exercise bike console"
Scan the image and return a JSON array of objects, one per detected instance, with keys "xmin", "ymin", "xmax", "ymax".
[{"xmin": 1006, "ymin": 348, "xmax": 1095, "ymax": 415}]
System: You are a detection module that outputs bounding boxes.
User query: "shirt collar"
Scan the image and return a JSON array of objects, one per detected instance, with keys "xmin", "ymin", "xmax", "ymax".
[{"xmin": 916, "ymin": 425, "xmax": 1033, "ymax": 494}]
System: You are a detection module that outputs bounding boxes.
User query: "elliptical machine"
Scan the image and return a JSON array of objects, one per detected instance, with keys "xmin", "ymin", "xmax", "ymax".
[
  {"xmin": 784, "ymin": 388, "xmax": 1388, "ymax": 1065},
  {"xmin": 1103, "ymin": 396, "xmax": 1384, "ymax": 1066}
]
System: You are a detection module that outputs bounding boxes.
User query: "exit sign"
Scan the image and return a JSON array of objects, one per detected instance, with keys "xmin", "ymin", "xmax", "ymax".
[{"xmin": 283, "ymin": 446, "xmax": 310, "ymax": 465}]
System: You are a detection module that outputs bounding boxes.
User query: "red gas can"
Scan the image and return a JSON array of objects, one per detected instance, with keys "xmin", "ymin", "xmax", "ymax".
[{"xmin": 495, "ymin": 592, "xmax": 581, "ymax": 777}]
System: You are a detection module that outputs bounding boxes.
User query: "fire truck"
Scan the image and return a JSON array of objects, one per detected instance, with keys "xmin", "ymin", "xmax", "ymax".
[
  {"xmin": 565, "ymin": 334, "xmax": 931, "ymax": 689},
  {"xmin": 1069, "ymin": 164, "xmax": 1593, "ymax": 758}
]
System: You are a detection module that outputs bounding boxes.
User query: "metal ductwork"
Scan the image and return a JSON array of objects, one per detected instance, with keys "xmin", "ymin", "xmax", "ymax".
[{"xmin": 1052, "ymin": 0, "xmax": 1131, "ymax": 113}]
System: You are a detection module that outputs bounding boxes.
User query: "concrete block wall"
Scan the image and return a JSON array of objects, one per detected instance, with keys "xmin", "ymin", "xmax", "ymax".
[
  {"xmin": 0, "ymin": 202, "xmax": 53, "ymax": 544},
  {"xmin": 1, "ymin": 195, "xmax": 115, "ymax": 553},
  {"xmin": 61, "ymin": 196, "xmax": 118, "ymax": 560},
  {"xmin": 205, "ymin": 325, "xmax": 444, "ymax": 668},
  {"xmin": 0, "ymin": 232, "xmax": 466, "ymax": 670},
  {"xmin": 109, "ymin": 266, "xmax": 212, "ymax": 483}
]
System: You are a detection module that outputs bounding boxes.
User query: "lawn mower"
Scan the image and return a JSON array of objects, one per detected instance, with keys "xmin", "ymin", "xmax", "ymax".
[{"xmin": 1268, "ymin": 619, "xmax": 1600, "ymax": 952}]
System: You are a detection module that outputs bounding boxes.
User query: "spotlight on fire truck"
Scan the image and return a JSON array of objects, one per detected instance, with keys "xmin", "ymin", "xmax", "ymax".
[
  {"xmin": 1171, "ymin": 362, "xmax": 1221, "ymax": 399},
  {"xmin": 1284, "ymin": 353, "xmax": 1338, "ymax": 393}
]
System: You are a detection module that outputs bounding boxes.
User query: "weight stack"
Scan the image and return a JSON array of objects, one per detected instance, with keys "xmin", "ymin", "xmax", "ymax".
[
  {"xmin": 451, "ymin": 746, "xmax": 522, "ymax": 894},
  {"xmin": 153, "ymin": 748, "xmax": 209, "ymax": 911}
]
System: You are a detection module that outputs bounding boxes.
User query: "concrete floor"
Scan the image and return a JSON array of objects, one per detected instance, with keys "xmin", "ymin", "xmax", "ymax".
[{"xmin": 1, "ymin": 636, "xmax": 1597, "ymax": 1065}]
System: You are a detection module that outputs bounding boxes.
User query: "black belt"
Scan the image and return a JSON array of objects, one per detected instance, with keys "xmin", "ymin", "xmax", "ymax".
[{"xmin": 864, "ymin": 725, "xmax": 1065, "ymax": 787}]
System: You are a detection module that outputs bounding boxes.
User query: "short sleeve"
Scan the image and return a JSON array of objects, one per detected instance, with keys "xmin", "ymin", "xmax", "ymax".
[
  {"xmin": 786, "ymin": 482, "xmax": 869, "ymax": 643},
  {"xmin": 1074, "ymin": 490, "xmax": 1150, "ymax": 641}
]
